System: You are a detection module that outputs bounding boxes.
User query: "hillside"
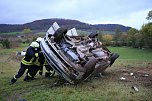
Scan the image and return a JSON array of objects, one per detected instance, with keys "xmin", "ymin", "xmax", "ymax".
[{"xmin": 0, "ymin": 18, "xmax": 131, "ymax": 33}]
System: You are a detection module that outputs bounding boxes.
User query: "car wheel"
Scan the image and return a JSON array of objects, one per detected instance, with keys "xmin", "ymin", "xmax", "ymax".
[
  {"xmin": 54, "ymin": 27, "xmax": 67, "ymax": 43},
  {"xmin": 88, "ymin": 32, "xmax": 98, "ymax": 38},
  {"xmin": 83, "ymin": 58, "xmax": 97, "ymax": 79},
  {"xmin": 110, "ymin": 53, "xmax": 119, "ymax": 66}
]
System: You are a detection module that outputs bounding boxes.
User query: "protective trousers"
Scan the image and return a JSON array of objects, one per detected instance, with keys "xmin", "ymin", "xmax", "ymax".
[
  {"xmin": 30, "ymin": 65, "xmax": 43, "ymax": 77},
  {"xmin": 14, "ymin": 63, "xmax": 33, "ymax": 79}
]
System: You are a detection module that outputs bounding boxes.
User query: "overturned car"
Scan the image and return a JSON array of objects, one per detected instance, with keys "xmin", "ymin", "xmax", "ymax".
[{"xmin": 40, "ymin": 22, "xmax": 119, "ymax": 84}]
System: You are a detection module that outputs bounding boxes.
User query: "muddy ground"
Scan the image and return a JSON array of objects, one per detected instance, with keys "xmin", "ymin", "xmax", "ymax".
[{"xmin": 105, "ymin": 65, "xmax": 152, "ymax": 89}]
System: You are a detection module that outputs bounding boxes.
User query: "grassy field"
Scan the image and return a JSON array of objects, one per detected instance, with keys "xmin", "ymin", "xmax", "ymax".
[
  {"xmin": 0, "ymin": 31, "xmax": 46, "ymax": 36},
  {"xmin": 0, "ymin": 46, "xmax": 152, "ymax": 101},
  {"xmin": 0, "ymin": 32, "xmax": 22, "ymax": 35}
]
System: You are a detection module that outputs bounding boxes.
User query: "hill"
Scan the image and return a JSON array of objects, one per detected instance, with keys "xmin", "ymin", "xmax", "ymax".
[{"xmin": 0, "ymin": 18, "xmax": 131, "ymax": 33}]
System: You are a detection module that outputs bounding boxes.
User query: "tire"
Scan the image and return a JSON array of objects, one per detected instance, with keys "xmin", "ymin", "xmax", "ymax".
[
  {"xmin": 88, "ymin": 32, "xmax": 98, "ymax": 38},
  {"xmin": 110, "ymin": 53, "xmax": 119, "ymax": 66},
  {"xmin": 83, "ymin": 58, "xmax": 97, "ymax": 79},
  {"xmin": 54, "ymin": 27, "xmax": 68, "ymax": 43},
  {"xmin": 94, "ymin": 61, "xmax": 110, "ymax": 74}
]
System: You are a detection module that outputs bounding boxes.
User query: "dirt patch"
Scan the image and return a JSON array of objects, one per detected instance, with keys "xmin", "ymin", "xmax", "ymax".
[{"xmin": 109, "ymin": 67, "xmax": 152, "ymax": 88}]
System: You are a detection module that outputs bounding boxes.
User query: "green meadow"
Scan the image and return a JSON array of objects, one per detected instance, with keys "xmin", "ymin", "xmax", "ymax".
[{"xmin": 0, "ymin": 46, "xmax": 152, "ymax": 101}]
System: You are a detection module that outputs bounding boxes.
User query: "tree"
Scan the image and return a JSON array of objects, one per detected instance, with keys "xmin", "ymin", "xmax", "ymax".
[
  {"xmin": 127, "ymin": 28, "xmax": 138, "ymax": 47},
  {"xmin": 22, "ymin": 28, "xmax": 32, "ymax": 34},
  {"xmin": 120, "ymin": 33, "xmax": 128, "ymax": 46},
  {"xmin": 113, "ymin": 28, "xmax": 122, "ymax": 46},
  {"xmin": 140, "ymin": 23, "xmax": 152, "ymax": 48},
  {"xmin": 146, "ymin": 10, "xmax": 152, "ymax": 22},
  {"xmin": 102, "ymin": 34, "xmax": 113, "ymax": 46},
  {"xmin": 97, "ymin": 31, "xmax": 103, "ymax": 41},
  {"xmin": 134, "ymin": 33, "xmax": 144, "ymax": 48}
]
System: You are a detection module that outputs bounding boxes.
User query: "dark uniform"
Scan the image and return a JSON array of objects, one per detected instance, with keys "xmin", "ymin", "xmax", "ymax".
[
  {"xmin": 31, "ymin": 52, "xmax": 55, "ymax": 78},
  {"xmin": 25, "ymin": 37, "xmax": 54, "ymax": 79},
  {"xmin": 43, "ymin": 60, "xmax": 55, "ymax": 78},
  {"xmin": 28, "ymin": 54, "xmax": 43, "ymax": 79},
  {"xmin": 10, "ymin": 42, "xmax": 40, "ymax": 84}
]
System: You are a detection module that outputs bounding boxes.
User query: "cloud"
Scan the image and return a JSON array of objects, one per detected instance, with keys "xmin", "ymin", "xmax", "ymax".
[
  {"xmin": 0, "ymin": 0, "xmax": 151, "ymax": 29},
  {"xmin": 86, "ymin": 9, "xmax": 150, "ymax": 29}
]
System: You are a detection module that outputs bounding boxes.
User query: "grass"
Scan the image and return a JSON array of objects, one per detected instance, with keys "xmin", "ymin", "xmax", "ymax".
[
  {"xmin": 108, "ymin": 46, "xmax": 152, "ymax": 60},
  {"xmin": 0, "ymin": 31, "xmax": 46, "ymax": 36},
  {"xmin": 108, "ymin": 46, "xmax": 152, "ymax": 69},
  {"xmin": 36, "ymin": 32, "xmax": 46, "ymax": 35},
  {"xmin": 0, "ymin": 32, "xmax": 22, "ymax": 35},
  {"xmin": 0, "ymin": 46, "xmax": 152, "ymax": 101}
]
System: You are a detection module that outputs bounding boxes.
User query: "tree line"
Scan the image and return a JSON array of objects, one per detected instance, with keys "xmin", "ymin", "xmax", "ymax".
[
  {"xmin": 98, "ymin": 12, "xmax": 152, "ymax": 48},
  {"xmin": 97, "ymin": 10, "xmax": 152, "ymax": 49},
  {"xmin": 98, "ymin": 23, "xmax": 152, "ymax": 49},
  {"xmin": 1, "ymin": 10, "xmax": 152, "ymax": 49}
]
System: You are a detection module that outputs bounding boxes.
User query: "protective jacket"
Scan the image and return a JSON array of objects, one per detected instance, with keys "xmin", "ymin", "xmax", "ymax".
[{"xmin": 21, "ymin": 46, "xmax": 39, "ymax": 65}]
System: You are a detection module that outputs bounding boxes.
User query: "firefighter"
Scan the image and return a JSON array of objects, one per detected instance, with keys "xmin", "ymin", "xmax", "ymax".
[
  {"xmin": 23, "ymin": 37, "xmax": 43, "ymax": 81},
  {"xmin": 10, "ymin": 41, "xmax": 41, "ymax": 84},
  {"xmin": 26, "ymin": 37, "xmax": 55, "ymax": 79},
  {"xmin": 25, "ymin": 52, "xmax": 43, "ymax": 80},
  {"xmin": 30, "ymin": 52, "xmax": 55, "ymax": 79},
  {"xmin": 36, "ymin": 37, "xmax": 55, "ymax": 78},
  {"xmin": 43, "ymin": 59, "xmax": 55, "ymax": 78}
]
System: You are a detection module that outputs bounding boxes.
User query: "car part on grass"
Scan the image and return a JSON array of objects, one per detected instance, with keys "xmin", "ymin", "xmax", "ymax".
[
  {"xmin": 132, "ymin": 85, "xmax": 139, "ymax": 92},
  {"xmin": 130, "ymin": 73, "xmax": 134, "ymax": 76},
  {"xmin": 120, "ymin": 77, "xmax": 126, "ymax": 80}
]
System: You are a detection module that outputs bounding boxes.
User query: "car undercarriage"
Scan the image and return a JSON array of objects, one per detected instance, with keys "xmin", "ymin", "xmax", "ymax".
[{"xmin": 40, "ymin": 22, "xmax": 119, "ymax": 84}]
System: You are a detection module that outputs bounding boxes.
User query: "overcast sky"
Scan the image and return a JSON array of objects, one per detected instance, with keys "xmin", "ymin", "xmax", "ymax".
[{"xmin": 0, "ymin": 0, "xmax": 151, "ymax": 29}]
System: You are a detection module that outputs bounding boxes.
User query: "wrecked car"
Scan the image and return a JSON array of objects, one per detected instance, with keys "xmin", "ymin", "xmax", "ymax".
[{"xmin": 40, "ymin": 22, "xmax": 119, "ymax": 84}]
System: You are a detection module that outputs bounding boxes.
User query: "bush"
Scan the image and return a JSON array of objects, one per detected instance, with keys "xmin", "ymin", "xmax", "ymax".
[
  {"xmin": 1, "ymin": 39, "xmax": 10, "ymax": 48},
  {"xmin": 10, "ymin": 39, "xmax": 21, "ymax": 48}
]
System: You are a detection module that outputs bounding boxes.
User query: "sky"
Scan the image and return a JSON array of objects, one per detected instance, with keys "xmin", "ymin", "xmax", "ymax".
[{"xmin": 0, "ymin": 0, "xmax": 151, "ymax": 29}]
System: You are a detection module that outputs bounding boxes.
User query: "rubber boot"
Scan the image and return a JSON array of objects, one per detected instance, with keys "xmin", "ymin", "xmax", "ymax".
[
  {"xmin": 30, "ymin": 77, "xmax": 36, "ymax": 80},
  {"xmin": 10, "ymin": 77, "xmax": 17, "ymax": 84},
  {"xmin": 24, "ymin": 76, "xmax": 31, "ymax": 82},
  {"xmin": 45, "ymin": 72, "xmax": 51, "ymax": 78}
]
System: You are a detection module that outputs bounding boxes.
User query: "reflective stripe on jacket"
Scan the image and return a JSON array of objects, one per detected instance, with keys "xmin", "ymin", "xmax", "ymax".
[
  {"xmin": 43, "ymin": 60, "xmax": 48, "ymax": 65},
  {"xmin": 21, "ymin": 46, "xmax": 39, "ymax": 65},
  {"xmin": 34, "ymin": 57, "xmax": 42, "ymax": 66},
  {"xmin": 21, "ymin": 57, "xmax": 35, "ymax": 65}
]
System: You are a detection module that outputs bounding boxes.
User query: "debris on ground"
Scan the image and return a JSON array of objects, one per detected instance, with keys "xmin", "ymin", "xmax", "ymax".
[
  {"xmin": 113, "ymin": 67, "xmax": 152, "ymax": 88},
  {"xmin": 120, "ymin": 77, "xmax": 126, "ymax": 80},
  {"xmin": 130, "ymin": 73, "xmax": 134, "ymax": 76},
  {"xmin": 132, "ymin": 85, "xmax": 139, "ymax": 92},
  {"xmin": 143, "ymin": 74, "xmax": 149, "ymax": 77}
]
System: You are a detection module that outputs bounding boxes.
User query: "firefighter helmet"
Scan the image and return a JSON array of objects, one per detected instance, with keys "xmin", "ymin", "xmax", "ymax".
[
  {"xmin": 36, "ymin": 37, "xmax": 43, "ymax": 42},
  {"xmin": 30, "ymin": 42, "xmax": 39, "ymax": 48}
]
